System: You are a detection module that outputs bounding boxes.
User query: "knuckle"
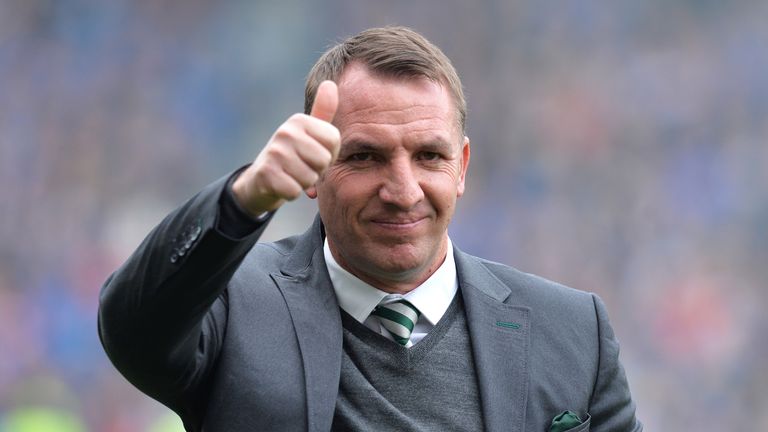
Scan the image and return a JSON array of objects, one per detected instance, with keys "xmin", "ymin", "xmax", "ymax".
[
  {"xmin": 329, "ymin": 125, "xmax": 341, "ymax": 142},
  {"xmin": 273, "ymin": 126, "xmax": 298, "ymax": 143},
  {"xmin": 301, "ymin": 172, "xmax": 319, "ymax": 188},
  {"xmin": 303, "ymin": 149, "xmax": 330, "ymax": 172},
  {"xmin": 264, "ymin": 143, "xmax": 292, "ymax": 162},
  {"xmin": 288, "ymin": 112, "xmax": 308, "ymax": 123},
  {"xmin": 316, "ymin": 122, "xmax": 339, "ymax": 143},
  {"xmin": 284, "ymin": 184, "xmax": 302, "ymax": 200},
  {"xmin": 318, "ymin": 149, "xmax": 332, "ymax": 167}
]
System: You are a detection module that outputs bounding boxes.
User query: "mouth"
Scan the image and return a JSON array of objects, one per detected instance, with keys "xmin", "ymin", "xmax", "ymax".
[{"xmin": 369, "ymin": 217, "xmax": 427, "ymax": 231}]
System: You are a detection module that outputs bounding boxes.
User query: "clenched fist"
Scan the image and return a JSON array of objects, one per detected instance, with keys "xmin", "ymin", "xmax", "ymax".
[{"xmin": 232, "ymin": 80, "xmax": 341, "ymax": 216}]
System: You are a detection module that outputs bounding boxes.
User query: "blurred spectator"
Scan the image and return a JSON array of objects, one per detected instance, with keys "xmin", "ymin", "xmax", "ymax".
[{"xmin": 1, "ymin": 0, "xmax": 766, "ymax": 430}]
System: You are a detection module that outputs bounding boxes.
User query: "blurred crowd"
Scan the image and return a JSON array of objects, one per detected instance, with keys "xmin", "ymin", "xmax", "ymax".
[{"xmin": 1, "ymin": 0, "xmax": 766, "ymax": 430}]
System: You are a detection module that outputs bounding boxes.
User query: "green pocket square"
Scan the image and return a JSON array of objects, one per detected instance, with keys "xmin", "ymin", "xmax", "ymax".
[{"xmin": 550, "ymin": 410, "xmax": 583, "ymax": 432}]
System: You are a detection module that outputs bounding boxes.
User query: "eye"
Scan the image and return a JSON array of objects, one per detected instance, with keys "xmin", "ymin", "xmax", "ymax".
[
  {"xmin": 347, "ymin": 152, "xmax": 374, "ymax": 162},
  {"xmin": 417, "ymin": 151, "xmax": 442, "ymax": 161}
]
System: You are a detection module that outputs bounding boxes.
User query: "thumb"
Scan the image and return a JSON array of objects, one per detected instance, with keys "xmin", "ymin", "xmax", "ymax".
[{"xmin": 310, "ymin": 80, "xmax": 338, "ymax": 123}]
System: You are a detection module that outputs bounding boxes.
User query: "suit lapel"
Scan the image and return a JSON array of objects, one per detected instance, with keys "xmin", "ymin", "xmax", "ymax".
[
  {"xmin": 267, "ymin": 222, "xmax": 532, "ymax": 432},
  {"xmin": 272, "ymin": 217, "xmax": 342, "ymax": 432},
  {"xmin": 456, "ymin": 249, "xmax": 531, "ymax": 432}
]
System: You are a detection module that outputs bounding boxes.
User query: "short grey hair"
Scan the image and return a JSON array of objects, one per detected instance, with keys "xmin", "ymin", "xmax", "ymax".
[{"xmin": 304, "ymin": 26, "xmax": 466, "ymax": 133}]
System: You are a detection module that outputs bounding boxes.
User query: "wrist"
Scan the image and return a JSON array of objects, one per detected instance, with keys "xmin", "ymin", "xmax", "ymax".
[{"xmin": 231, "ymin": 172, "xmax": 266, "ymax": 218}]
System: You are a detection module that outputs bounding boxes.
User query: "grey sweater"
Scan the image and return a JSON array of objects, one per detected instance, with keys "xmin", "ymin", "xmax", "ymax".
[{"xmin": 333, "ymin": 295, "xmax": 485, "ymax": 431}]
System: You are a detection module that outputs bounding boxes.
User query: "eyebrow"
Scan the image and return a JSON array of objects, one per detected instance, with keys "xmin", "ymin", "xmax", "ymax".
[
  {"xmin": 340, "ymin": 140, "xmax": 382, "ymax": 154},
  {"xmin": 416, "ymin": 140, "xmax": 455, "ymax": 153},
  {"xmin": 340, "ymin": 138, "xmax": 456, "ymax": 155}
]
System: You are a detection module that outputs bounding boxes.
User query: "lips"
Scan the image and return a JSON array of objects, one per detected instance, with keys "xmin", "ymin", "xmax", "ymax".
[
  {"xmin": 368, "ymin": 216, "xmax": 427, "ymax": 232},
  {"xmin": 371, "ymin": 218, "xmax": 424, "ymax": 225}
]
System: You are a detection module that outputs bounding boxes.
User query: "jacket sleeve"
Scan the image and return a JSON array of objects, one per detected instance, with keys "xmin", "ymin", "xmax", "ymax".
[
  {"xmin": 588, "ymin": 294, "xmax": 643, "ymax": 431},
  {"xmin": 97, "ymin": 170, "xmax": 272, "ymax": 417}
]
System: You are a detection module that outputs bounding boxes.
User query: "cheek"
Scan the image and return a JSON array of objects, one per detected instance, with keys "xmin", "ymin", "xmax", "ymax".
[
  {"xmin": 423, "ymin": 166, "xmax": 462, "ymax": 189},
  {"xmin": 422, "ymin": 176, "xmax": 462, "ymax": 211},
  {"xmin": 319, "ymin": 173, "xmax": 379, "ymax": 212},
  {"xmin": 422, "ymin": 184, "xmax": 457, "ymax": 213},
  {"xmin": 426, "ymin": 160, "xmax": 464, "ymax": 184},
  {"xmin": 331, "ymin": 168, "xmax": 380, "ymax": 193}
]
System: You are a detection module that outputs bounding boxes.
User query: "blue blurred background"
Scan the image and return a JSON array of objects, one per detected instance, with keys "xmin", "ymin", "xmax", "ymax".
[{"xmin": 1, "ymin": 0, "xmax": 767, "ymax": 430}]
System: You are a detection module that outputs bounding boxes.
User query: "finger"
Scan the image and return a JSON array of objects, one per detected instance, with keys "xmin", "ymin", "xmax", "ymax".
[
  {"xmin": 234, "ymin": 164, "xmax": 301, "ymax": 213},
  {"xmin": 278, "ymin": 152, "xmax": 321, "ymax": 189},
  {"xmin": 310, "ymin": 80, "xmax": 338, "ymax": 123},
  {"xmin": 303, "ymin": 119, "xmax": 340, "ymax": 163},
  {"xmin": 268, "ymin": 126, "xmax": 332, "ymax": 174},
  {"xmin": 294, "ymin": 138, "xmax": 333, "ymax": 173},
  {"xmin": 265, "ymin": 170, "xmax": 305, "ymax": 202},
  {"xmin": 262, "ymin": 139, "xmax": 324, "ymax": 187}
]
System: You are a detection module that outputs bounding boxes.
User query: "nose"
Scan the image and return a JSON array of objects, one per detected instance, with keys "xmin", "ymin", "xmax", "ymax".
[{"xmin": 378, "ymin": 158, "xmax": 425, "ymax": 209}]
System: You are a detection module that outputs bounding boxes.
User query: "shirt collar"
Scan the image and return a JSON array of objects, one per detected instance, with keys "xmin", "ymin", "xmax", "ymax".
[{"xmin": 323, "ymin": 237, "xmax": 458, "ymax": 325}]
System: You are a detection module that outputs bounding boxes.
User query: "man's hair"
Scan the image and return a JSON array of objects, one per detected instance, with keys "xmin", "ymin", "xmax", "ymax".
[{"xmin": 304, "ymin": 26, "xmax": 466, "ymax": 133}]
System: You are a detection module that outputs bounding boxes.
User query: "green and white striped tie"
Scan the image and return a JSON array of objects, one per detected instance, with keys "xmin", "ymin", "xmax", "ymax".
[{"xmin": 371, "ymin": 299, "xmax": 421, "ymax": 346}]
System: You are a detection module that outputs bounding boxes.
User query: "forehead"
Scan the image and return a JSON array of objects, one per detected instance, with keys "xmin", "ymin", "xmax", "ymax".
[{"xmin": 334, "ymin": 63, "xmax": 458, "ymax": 136}]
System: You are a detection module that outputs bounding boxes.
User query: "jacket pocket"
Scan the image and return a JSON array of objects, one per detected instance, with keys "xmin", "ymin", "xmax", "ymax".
[{"xmin": 561, "ymin": 414, "xmax": 590, "ymax": 431}]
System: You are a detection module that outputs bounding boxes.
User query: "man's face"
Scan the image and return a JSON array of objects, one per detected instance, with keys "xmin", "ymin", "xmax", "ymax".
[{"xmin": 307, "ymin": 63, "xmax": 470, "ymax": 293}]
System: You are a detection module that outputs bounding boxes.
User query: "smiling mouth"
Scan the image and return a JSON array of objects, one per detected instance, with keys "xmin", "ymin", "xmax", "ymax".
[{"xmin": 369, "ymin": 218, "xmax": 426, "ymax": 230}]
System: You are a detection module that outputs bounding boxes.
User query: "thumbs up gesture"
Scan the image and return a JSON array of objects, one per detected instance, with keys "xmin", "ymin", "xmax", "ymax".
[{"xmin": 232, "ymin": 80, "xmax": 341, "ymax": 216}]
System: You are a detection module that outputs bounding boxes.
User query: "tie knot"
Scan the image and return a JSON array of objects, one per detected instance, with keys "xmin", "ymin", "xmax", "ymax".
[{"xmin": 371, "ymin": 299, "xmax": 421, "ymax": 346}]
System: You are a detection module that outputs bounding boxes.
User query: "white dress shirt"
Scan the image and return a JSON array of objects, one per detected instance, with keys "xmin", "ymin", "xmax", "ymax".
[{"xmin": 323, "ymin": 237, "xmax": 458, "ymax": 346}]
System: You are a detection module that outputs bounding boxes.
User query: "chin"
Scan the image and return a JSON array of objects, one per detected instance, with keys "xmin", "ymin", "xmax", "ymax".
[{"xmin": 368, "ymin": 253, "xmax": 428, "ymax": 279}]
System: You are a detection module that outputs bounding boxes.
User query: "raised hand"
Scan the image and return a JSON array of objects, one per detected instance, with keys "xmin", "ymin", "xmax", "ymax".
[{"xmin": 232, "ymin": 80, "xmax": 340, "ymax": 216}]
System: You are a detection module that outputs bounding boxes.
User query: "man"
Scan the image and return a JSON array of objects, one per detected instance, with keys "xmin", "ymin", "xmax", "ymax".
[{"xmin": 98, "ymin": 27, "xmax": 642, "ymax": 431}]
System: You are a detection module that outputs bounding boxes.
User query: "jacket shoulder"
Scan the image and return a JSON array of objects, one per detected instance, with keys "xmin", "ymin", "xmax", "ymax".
[{"xmin": 469, "ymin": 255, "xmax": 596, "ymax": 306}]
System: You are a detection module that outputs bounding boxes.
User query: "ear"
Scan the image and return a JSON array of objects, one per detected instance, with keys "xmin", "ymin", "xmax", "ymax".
[
  {"xmin": 456, "ymin": 136, "xmax": 470, "ymax": 197},
  {"xmin": 305, "ymin": 184, "xmax": 318, "ymax": 199}
]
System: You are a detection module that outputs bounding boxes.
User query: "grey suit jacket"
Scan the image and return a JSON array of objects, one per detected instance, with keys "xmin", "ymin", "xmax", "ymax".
[{"xmin": 98, "ymin": 173, "xmax": 641, "ymax": 432}]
